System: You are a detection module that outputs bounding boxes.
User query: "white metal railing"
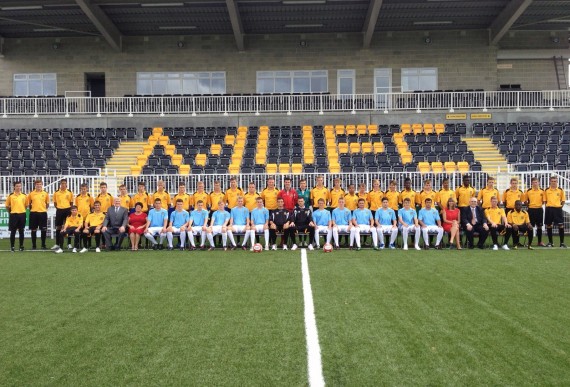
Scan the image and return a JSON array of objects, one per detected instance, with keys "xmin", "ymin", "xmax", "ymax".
[{"xmin": 1, "ymin": 90, "xmax": 569, "ymax": 117}]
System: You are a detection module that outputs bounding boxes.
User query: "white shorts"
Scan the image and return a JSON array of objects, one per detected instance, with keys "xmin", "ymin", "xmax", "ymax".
[
  {"xmin": 211, "ymin": 225, "xmax": 226, "ymax": 235},
  {"xmin": 231, "ymin": 225, "xmax": 247, "ymax": 233},
  {"xmin": 423, "ymin": 225, "xmax": 443, "ymax": 233},
  {"xmin": 400, "ymin": 225, "xmax": 418, "ymax": 233},
  {"xmin": 189, "ymin": 226, "xmax": 203, "ymax": 235},
  {"xmin": 252, "ymin": 224, "xmax": 266, "ymax": 233},
  {"xmin": 146, "ymin": 226, "xmax": 164, "ymax": 235},
  {"xmin": 170, "ymin": 226, "xmax": 183, "ymax": 234},
  {"xmin": 315, "ymin": 225, "xmax": 330, "ymax": 233},
  {"xmin": 335, "ymin": 225, "xmax": 351, "ymax": 233},
  {"xmin": 357, "ymin": 225, "xmax": 372, "ymax": 234},
  {"xmin": 377, "ymin": 225, "xmax": 396, "ymax": 234}
]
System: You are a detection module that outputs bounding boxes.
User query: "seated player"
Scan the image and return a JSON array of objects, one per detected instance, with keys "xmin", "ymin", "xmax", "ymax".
[
  {"xmin": 331, "ymin": 197, "xmax": 355, "ymax": 250},
  {"xmin": 461, "ymin": 197, "xmax": 489, "ymax": 249},
  {"xmin": 290, "ymin": 197, "xmax": 315, "ymax": 251},
  {"xmin": 127, "ymin": 202, "xmax": 148, "ymax": 252},
  {"xmin": 269, "ymin": 198, "xmax": 293, "ymax": 250},
  {"xmin": 418, "ymin": 198, "xmax": 444, "ymax": 249},
  {"xmin": 55, "ymin": 206, "xmax": 82, "ymax": 254},
  {"xmin": 144, "ymin": 198, "xmax": 169, "ymax": 250},
  {"xmin": 507, "ymin": 200, "xmax": 534, "ymax": 250},
  {"xmin": 374, "ymin": 197, "xmax": 397, "ymax": 249},
  {"xmin": 398, "ymin": 197, "xmax": 421, "ymax": 251},
  {"xmin": 187, "ymin": 200, "xmax": 208, "ymax": 250},
  {"xmin": 248, "ymin": 197, "xmax": 270, "ymax": 251},
  {"xmin": 206, "ymin": 201, "xmax": 230, "ymax": 251},
  {"xmin": 227, "ymin": 196, "xmax": 251, "ymax": 250},
  {"xmin": 81, "ymin": 200, "xmax": 105, "ymax": 253},
  {"xmin": 484, "ymin": 196, "xmax": 510, "ymax": 251},
  {"xmin": 313, "ymin": 198, "xmax": 332, "ymax": 248},
  {"xmin": 351, "ymin": 198, "xmax": 376, "ymax": 251},
  {"xmin": 166, "ymin": 199, "xmax": 190, "ymax": 250}
]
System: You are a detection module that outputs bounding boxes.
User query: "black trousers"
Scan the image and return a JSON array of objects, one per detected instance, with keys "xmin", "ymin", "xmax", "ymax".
[{"xmin": 464, "ymin": 223, "xmax": 488, "ymax": 248}]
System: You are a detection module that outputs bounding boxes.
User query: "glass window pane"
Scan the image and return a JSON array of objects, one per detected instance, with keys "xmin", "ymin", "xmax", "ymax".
[
  {"xmin": 293, "ymin": 78, "xmax": 310, "ymax": 93},
  {"xmin": 198, "ymin": 78, "xmax": 210, "ymax": 93},
  {"xmin": 43, "ymin": 80, "xmax": 56, "ymax": 96},
  {"xmin": 14, "ymin": 80, "xmax": 27, "ymax": 96},
  {"xmin": 310, "ymin": 77, "xmax": 327, "ymax": 92},
  {"xmin": 294, "ymin": 71, "xmax": 310, "ymax": 77},
  {"xmin": 212, "ymin": 72, "xmax": 225, "ymax": 78},
  {"xmin": 43, "ymin": 73, "xmax": 56, "ymax": 80},
  {"xmin": 211, "ymin": 78, "xmax": 225, "ymax": 94},
  {"xmin": 137, "ymin": 79, "xmax": 152, "ymax": 95},
  {"xmin": 167, "ymin": 79, "xmax": 181, "ymax": 94},
  {"xmin": 275, "ymin": 71, "xmax": 290, "ymax": 77},
  {"xmin": 339, "ymin": 78, "xmax": 353, "ymax": 94},
  {"xmin": 14, "ymin": 74, "xmax": 27, "ymax": 80},
  {"xmin": 258, "ymin": 78, "xmax": 274, "ymax": 93},
  {"xmin": 138, "ymin": 73, "xmax": 151, "ymax": 79},
  {"xmin": 152, "ymin": 79, "xmax": 167, "ymax": 95},
  {"xmin": 258, "ymin": 71, "xmax": 273, "ymax": 77},
  {"xmin": 311, "ymin": 70, "xmax": 327, "ymax": 77},
  {"xmin": 28, "ymin": 80, "xmax": 42, "ymax": 95},
  {"xmin": 182, "ymin": 79, "xmax": 197, "ymax": 94},
  {"xmin": 275, "ymin": 77, "xmax": 291, "ymax": 93}
]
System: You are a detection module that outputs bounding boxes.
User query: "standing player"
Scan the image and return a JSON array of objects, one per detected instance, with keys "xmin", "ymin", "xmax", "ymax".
[
  {"xmin": 144, "ymin": 199, "xmax": 168, "ymax": 250},
  {"xmin": 398, "ymin": 197, "xmax": 421, "ymax": 251},
  {"xmin": 375, "ymin": 197, "xmax": 398, "ymax": 249},
  {"xmin": 384, "ymin": 180, "xmax": 400, "ymax": 212},
  {"xmin": 313, "ymin": 198, "xmax": 332, "ymax": 248},
  {"xmin": 399, "ymin": 178, "xmax": 417, "ymax": 210},
  {"xmin": 208, "ymin": 181, "xmax": 225, "ymax": 212},
  {"xmin": 329, "ymin": 178, "xmax": 345, "ymax": 210},
  {"xmin": 243, "ymin": 182, "xmax": 260, "ymax": 212},
  {"xmin": 248, "ymin": 197, "xmax": 270, "ymax": 251},
  {"xmin": 544, "ymin": 176, "xmax": 566, "ymax": 248},
  {"xmin": 503, "ymin": 178, "xmax": 523, "ymax": 214},
  {"xmin": 296, "ymin": 179, "xmax": 310, "ymax": 208},
  {"xmin": 484, "ymin": 196, "xmax": 510, "ymax": 250},
  {"xmin": 173, "ymin": 182, "xmax": 192, "ymax": 211},
  {"xmin": 331, "ymin": 197, "xmax": 354, "ymax": 250},
  {"xmin": 75, "ymin": 183, "xmax": 94, "ymax": 220},
  {"xmin": 478, "ymin": 177, "xmax": 499, "ymax": 210},
  {"xmin": 192, "ymin": 181, "xmax": 210, "ymax": 211},
  {"xmin": 507, "ymin": 200, "xmax": 534, "ymax": 250},
  {"xmin": 27, "ymin": 179, "xmax": 49, "ymax": 250},
  {"xmin": 344, "ymin": 184, "xmax": 359, "ymax": 211},
  {"xmin": 261, "ymin": 177, "xmax": 279, "ymax": 213},
  {"xmin": 227, "ymin": 196, "xmax": 250, "ymax": 250},
  {"xmin": 525, "ymin": 177, "xmax": 546, "ymax": 247},
  {"xmin": 52, "ymin": 179, "xmax": 74, "ymax": 251},
  {"xmin": 55, "ymin": 206, "xmax": 82, "ymax": 254},
  {"xmin": 290, "ymin": 197, "xmax": 315, "ymax": 251},
  {"xmin": 351, "ymin": 198, "xmax": 376, "ymax": 251},
  {"xmin": 166, "ymin": 199, "xmax": 190, "ymax": 250},
  {"xmin": 95, "ymin": 182, "xmax": 113, "ymax": 213},
  {"xmin": 418, "ymin": 198, "xmax": 444, "ymax": 249},
  {"xmin": 6, "ymin": 181, "xmax": 27, "ymax": 252},
  {"xmin": 206, "ymin": 201, "xmax": 230, "ymax": 251},
  {"xmin": 417, "ymin": 179, "xmax": 437, "ymax": 210},
  {"xmin": 278, "ymin": 177, "xmax": 298, "ymax": 212},
  {"xmin": 357, "ymin": 183, "xmax": 369, "ymax": 209},
  {"xmin": 187, "ymin": 200, "xmax": 208, "ymax": 250},
  {"xmin": 152, "ymin": 180, "xmax": 172, "ymax": 210},
  {"xmin": 310, "ymin": 175, "xmax": 330, "ymax": 211},
  {"xmin": 224, "ymin": 177, "xmax": 244, "ymax": 210},
  {"xmin": 367, "ymin": 179, "xmax": 384, "ymax": 217},
  {"xmin": 131, "ymin": 181, "xmax": 151, "ymax": 212},
  {"xmin": 269, "ymin": 197, "xmax": 293, "ymax": 250},
  {"xmin": 455, "ymin": 174, "xmax": 476, "ymax": 212},
  {"xmin": 436, "ymin": 178, "xmax": 455, "ymax": 210},
  {"xmin": 117, "ymin": 184, "xmax": 131, "ymax": 210},
  {"xmin": 81, "ymin": 201, "xmax": 105, "ymax": 253}
]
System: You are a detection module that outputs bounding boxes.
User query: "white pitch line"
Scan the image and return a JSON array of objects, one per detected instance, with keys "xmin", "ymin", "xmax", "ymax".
[{"xmin": 301, "ymin": 248, "xmax": 325, "ymax": 387}]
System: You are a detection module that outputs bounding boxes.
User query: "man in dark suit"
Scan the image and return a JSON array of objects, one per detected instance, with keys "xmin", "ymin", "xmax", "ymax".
[
  {"xmin": 461, "ymin": 197, "xmax": 489, "ymax": 249},
  {"xmin": 102, "ymin": 197, "xmax": 128, "ymax": 251}
]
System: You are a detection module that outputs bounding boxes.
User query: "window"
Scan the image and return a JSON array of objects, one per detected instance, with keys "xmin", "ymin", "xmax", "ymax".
[
  {"xmin": 13, "ymin": 73, "xmax": 57, "ymax": 96},
  {"xmin": 401, "ymin": 68, "xmax": 437, "ymax": 92},
  {"xmin": 256, "ymin": 70, "xmax": 328, "ymax": 93},
  {"xmin": 136, "ymin": 72, "xmax": 226, "ymax": 95},
  {"xmin": 337, "ymin": 69, "xmax": 355, "ymax": 95}
]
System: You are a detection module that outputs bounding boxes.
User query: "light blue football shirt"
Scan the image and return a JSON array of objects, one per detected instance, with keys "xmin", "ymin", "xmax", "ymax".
[
  {"xmin": 418, "ymin": 208, "xmax": 440, "ymax": 226},
  {"xmin": 148, "ymin": 208, "xmax": 168, "ymax": 227},
  {"xmin": 251, "ymin": 207, "xmax": 269, "ymax": 225},
  {"xmin": 212, "ymin": 210, "xmax": 230, "ymax": 226},
  {"xmin": 398, "ymin": 207, "xmax": 417, "ymax": 225},
  {"xmin": 375, "ymin": 208, "xmax": 396, "ymax": 226},
  {"xmin": 190, "ymin": 209, "xmax": 208, "ymax": 227},
  {"xmin": 332, "ymin": 207, "xmax": 352, "ymax": 226},
  {"xmin": 313, "ymin": 209, "xmax": 331, "ymax": 227},
  {"xmin": 170, "ymin": 209, "xmax": 190, "ymax": 228},
  {"xmin": 352, "ymin": 208, "xmax": 372, "ymax": 225},
  {"xmin": 231, "ymin": 206, "xmax": 249, "ymax": 226}
]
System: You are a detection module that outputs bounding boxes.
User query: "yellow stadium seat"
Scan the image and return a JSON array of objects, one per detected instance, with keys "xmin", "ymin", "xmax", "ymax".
[
  {"xmin": 260, "ymin": 125, "xmax": 269, "ymax": 131},
  {"xmin": 338, "ymin": 143, "xmax": 349, "ymax": 153},
  {"xmin": 195, "ymin": 154, "xmax": 207, "ymax": 166},
  {"xmin": 435, "ymin": 123, "xmax": 445, "ymax": 135},
  {"xmin": 266, "ymin": 163, "xmax": 277, "ymax": 174},
  {"xmin": 303, "ymin": 125, "xmax": 312, "ymax": 131},
  {"xmin": 171, "ymin": 154, "xmax": 183, "ymax": 166},
  {"xmin": 350, "ymin": 143, "xmax": 361, "ymax": 153},
  {"xmin": 361, "ymin": 142, "xmax": 372, "ymax": 153},
  {"xmin": 335, "ymin": 127, "xmax": 345, "ymax": 135},
  {"xmin": 255, "ymin": 156, "xmax": 266, "ymax": 164},
  {"xmin": 224, "ymin": 135, "xmax": 235, "ymax": 145},
  {"xmin": 373, "ymin": 142, "xmax": 384, "ymax": 153},
  {"xmin": 368, "ymin": 124, "xmax": 378, "ymax": 134},
  {"xmin": 424, "ymin": 123, "xmax": 434, "ymax": 135},
  {"xmin": 279, "ymin": 164, "xmax": 290, "ymax": 174},
  {"xmin": 397, "ymin": 143, "xmax": 408, "ymax": 153},
  {"xmin": 418, "ymin": 162, "xmax": 431, "ymax": 173},
  {"xmin": 179, "ymin": 165, "xmax": 190, "ymax": 175},
  {"xmin": 152, "ymin": 127, "xmax": 163, "ymax": 137},
  {"xmin": 401, "ymin": 123, "xmax": 412, "ymax": 134},
  {"xmin": 444, "ymin": 161, "xmax": 457, "ymax": 173},
  {"xmin": 143, "ymin": 145, "xmax": 154, "ymax": 156},
  {"xmin": 304, "ymin": 156, "xmax": 314, "ymax": 164},
  {"xmin": 228, "ymin": 165, "xmax": 240, "ymax": 174},
  {"xmin": 238, "ymin": 126, "xmax": 248, "ymax": 134},
  {"xmin": 346, "ymin": 125, "xmax": 356, "ymax": 135},
  {"xmin": 210, "ymin": 144, "xmax": 222, "ymax": 155},
  {"xmin": 147, "ymin": 137, "xmax": 158, "ymax": 147},
  {"xmin": 393, "ymin": 132, "xmax": 404, "ymax": 143},
  {"xmin": 329, "ymin": 165, "xmax": 341, "ymax": 173},
  {"xmin": 457, "ymin": 161, "xmax": 470, "ymax": 173},
  {"xmin": 324, "ymin": 125, "xmax": 334, "ymax": 132},
  {"xmin": 431, "ymin": 162, "xmax": 444, "ymax": 174},
  {"xmin": 165, "ymin": 144, "xmax": 176, "ymax": 156},
  {"xmin": 401, "ymin": 153, "xmax": 412, "ymax": 164},
  {"xmin": 137, "ymin": 155, "xmax": 147, "ymax": 166},
  {"xmin": 292, "ymin": 164, "xmax": 303, "ymax": 174},
  {"xmin": 130, "ymin": 165, "xmax": 141, "ymax": 175},
  {"xmin": 158, "ymin": 136, "xmax": 169, "ymax": 147},
  {"xmin": 357, "ymin": 124, "xmax": 367, "ymax": 135},
  {"xmin": 412, "ymin": 123, "xmax": 423, "ymax": 135}
]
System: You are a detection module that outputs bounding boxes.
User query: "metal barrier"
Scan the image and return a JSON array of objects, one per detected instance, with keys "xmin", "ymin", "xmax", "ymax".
[{"xmin": 1, "ymin": 90, "xmax": 569, "ymax": 117}]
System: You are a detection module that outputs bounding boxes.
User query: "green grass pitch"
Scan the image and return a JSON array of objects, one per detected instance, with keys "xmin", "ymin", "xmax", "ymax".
[{"xmin": 1, "ymin": 240, "xmax": 569, "ymax": 386}]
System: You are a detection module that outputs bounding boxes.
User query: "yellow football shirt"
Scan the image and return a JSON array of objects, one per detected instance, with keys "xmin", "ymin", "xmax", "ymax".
[
  {"xmin": 95, "ymin": 193, "xmax": 113, "ymax": 213},
  {"xmin": 417, "ymin": 190, "xmax": 437, "ymax": 207},
  {"xmin": 344, "ymin": 194, "xmax": 359, "ymax": 211},
  {"xmin": 545, "ymin": 187, "xmax": 565, "ymax": 208},
  {"xmin": 75, "ymin": 194, "xmax": 94, "ymax": 218},
  {"xmin": 310, "ymin": 186, "xmax": 330, "ymax": 208},
  {"xmin": 485, "ymin": 207, "xmax": 506, "ymax": 225},
  {"xmin": 118, "ymin": 195, "xmax": 131, "ymax": 210},
  {"xmin": 152, "ymin": 191, "xmax": 171, "ymax": 208},
  {"xmin": 173, "ymin": 193, "xmax": 192, "ymax": 211},
  {"xmin": 53, "ymin": 189, "xmax": 73, "ymax": 209},
  {"xmin": 224, "ymin": 188, "xmax": 244, "ymax": 209},
  {"xmin": 384, "ymin": 191, "xmax": 400, "ymax": 211},
  {"xmin": 85, "ymin": 212, "xmax": 105, "ymax": 227},
  {"xmin": 367, "ymin": 190, "xmax": 384, "ymax": 211},
  {"xmin": 26, "ymin": 190, "xmax": 49, "ymax": 213},
  {"xmin": 507, "ymin": 210, "xmax": 530, "ymax": 225},
  {"xmin": 261, "ymin": 188, "xmax": 279, "ymax": 210},
  {"xmin": 243, "ymin": 192, "xmax": 260, "ymax": 211},
  {"xmin": 131, "ymin": 192, "xmax": 151, "ymax": 212},
  {"xmin": 503, "ymin": 189, "xmax": 524, "ymax": 209},
  {"xmin": 399, "ymin": 189, "xmax": 417, "ymax": 206},
  {"xmin": 209, "ymin": 191, "xmax": 226, "ymax": 209},
  {"xmin": 357, "ymin": 192, "xmax": 369, "ymax": 209},
  {"xmin": 436, "ymin": 189, "xmax": 456, "ymax": 207},
  {"xmin": 455, "ymin": 186, "xmax": 476, "ymax": 207},
  {"xmin": 477, "ymin": 187, "xmax": 499, "ymax": 209},
  {"xmin": 192, "ymin": 191, "xmax": 210, "ymax": 209},
  {"xmin": 64, "ymin": 214, "xmax": 83, "ymax": 229},
  {"xmin": 329, "ymin": 188, "xmax": 346, "ymax": 208},
  {"xmin": 525, "ymin": 188, "xmax": 545, "ymax": 209},
  {"xmin": 6, "ymin": 192, "xmax": 27, "ymax": 213}
]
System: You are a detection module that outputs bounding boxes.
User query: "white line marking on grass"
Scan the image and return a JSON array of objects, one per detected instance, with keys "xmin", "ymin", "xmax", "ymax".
[{"xmin": 301, "ymin": 248, "xmax": 325, "ymax": 387}]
